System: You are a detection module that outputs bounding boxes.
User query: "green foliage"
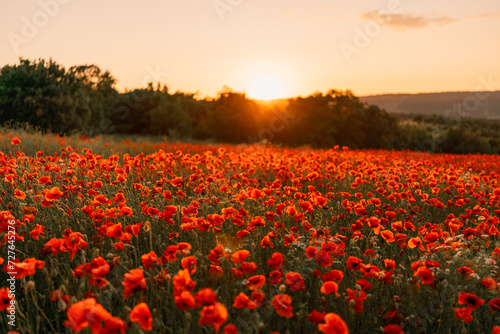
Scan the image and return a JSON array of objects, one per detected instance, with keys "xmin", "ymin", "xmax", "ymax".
[
  {"xmin": 278, "ymin": 90, "xmax": 397, "ymax": 149},
  {"xmin": 1, "ymin": 58, "xmax": 498, "ymax": 154},
  {"xmin": 397, "ymin": 115, "xmax": 500, "ymax": 154},
  {"xmin": 205, "ymin": 87, "xmax": 261, "ymax": 143},
  {"xmin": 0, "ymin": 58, "xmax": 117, "ymax": 134}
]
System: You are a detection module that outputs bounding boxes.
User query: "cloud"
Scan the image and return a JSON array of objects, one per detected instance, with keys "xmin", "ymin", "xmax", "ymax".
[
  {"xmin": 362, "ymin": 11, "xmax": 457, "ymax": 30},
  {"xmin": 470, "ymin": 13, "xmax": 500, "ymax": 20}
]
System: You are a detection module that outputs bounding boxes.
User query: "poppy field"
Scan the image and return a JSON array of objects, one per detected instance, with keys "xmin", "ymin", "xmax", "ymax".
[{"xmin": 1, "ymin": 131, "xmax": 500, "ymax": 334}]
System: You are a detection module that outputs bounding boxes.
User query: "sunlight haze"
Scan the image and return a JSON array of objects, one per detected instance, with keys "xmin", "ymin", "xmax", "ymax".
[{"xmin": 1, "ymin": 0, "xmax": 499, "ymax": 98}]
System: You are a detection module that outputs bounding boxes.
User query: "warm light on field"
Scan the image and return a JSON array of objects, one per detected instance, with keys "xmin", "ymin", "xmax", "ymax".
[
  {"xmin": 3, "ymin": 129, "xmax": 500, "ymax": 334},
  {"xmin": 247, "ymin": 75, "xmax": 287, "ymax": 100}
]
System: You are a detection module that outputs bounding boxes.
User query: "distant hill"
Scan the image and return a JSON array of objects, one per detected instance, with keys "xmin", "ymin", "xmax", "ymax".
[{"xmin": 359, "ymin": 91, "xmax": 500, "ymax": 120}]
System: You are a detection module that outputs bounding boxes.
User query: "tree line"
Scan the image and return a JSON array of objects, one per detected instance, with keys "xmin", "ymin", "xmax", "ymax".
[{"xmin": 1, "ymin": 58, "xmax": 498, "ymax": 154}]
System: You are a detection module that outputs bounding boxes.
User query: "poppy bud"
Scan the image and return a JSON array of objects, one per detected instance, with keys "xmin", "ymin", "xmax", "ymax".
[{"xmin": 58, "ymin": 298, "xmax": 67, "ymax": 311}]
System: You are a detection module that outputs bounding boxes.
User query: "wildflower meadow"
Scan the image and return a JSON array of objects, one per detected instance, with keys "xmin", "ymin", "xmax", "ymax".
[{"xmin": 1, "ymin": 129, "xmax": 500, "ymax": 334}]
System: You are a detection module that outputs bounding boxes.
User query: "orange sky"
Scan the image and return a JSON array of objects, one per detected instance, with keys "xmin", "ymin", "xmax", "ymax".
[{"xmin": 1, "ymin": 0, "xmax": 500, "ymax": 99}]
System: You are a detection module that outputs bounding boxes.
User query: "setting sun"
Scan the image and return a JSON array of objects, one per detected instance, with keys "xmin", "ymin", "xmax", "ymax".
[{"xmin": 247, "ymin": 75, "xmax": 287, "ymax": 100}]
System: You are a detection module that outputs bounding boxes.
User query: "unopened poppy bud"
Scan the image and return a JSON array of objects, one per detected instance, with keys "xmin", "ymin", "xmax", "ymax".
[
  {"xmin": 394, "ymin": 295, "xmax": 401, "ymax": 303},
  {"xmin": 258, "ymin": 323, "xmax": 264, "ymax": 330},
  {"xmin": 26, "ymin": 281, "xmax": 35, "ymax": 290},
  {"xmin": 57, "ymin": 299, "xmax": 67, "ymax": 311},
  {"xmin": 185, "ymin": 312, "xmax": 192, "ymax": 321},
  {"xmin": 349, "ymin": 299, "xmax": 356, "ymax": 307},
  {"xmin": 279, "ymin": 284, "xmax": 287, "ymax": 292}
]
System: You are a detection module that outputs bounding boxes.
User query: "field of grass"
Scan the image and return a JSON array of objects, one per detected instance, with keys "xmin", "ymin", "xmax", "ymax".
[{"xmin": 1, "ymin": 127, "xmax": 500, "ymax": 334}]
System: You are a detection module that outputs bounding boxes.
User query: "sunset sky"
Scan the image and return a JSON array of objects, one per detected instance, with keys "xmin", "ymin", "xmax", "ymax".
[{"xmin": 1, "ymin": 0, "xmax": 500, "ymax": 99}]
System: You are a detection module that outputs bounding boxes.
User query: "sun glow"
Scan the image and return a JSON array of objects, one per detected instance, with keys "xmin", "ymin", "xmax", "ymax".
[{"xmin": 247, "ymin": 75, "xmax": 287, "ymax": 100}]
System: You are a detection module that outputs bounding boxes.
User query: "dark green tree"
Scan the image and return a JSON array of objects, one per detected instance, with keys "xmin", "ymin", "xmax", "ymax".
[{"xmin": 0, "ymin": 58, "xmax": 117, "ymax": 134}]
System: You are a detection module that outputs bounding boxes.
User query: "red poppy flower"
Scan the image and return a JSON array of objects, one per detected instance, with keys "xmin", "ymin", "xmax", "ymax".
[
  {"xmin": 384, "ymin": 259, "xmax": 396, "ymax": 270},
  {"xmin": 11, "ymin": 137, "xmax": 21, "ymax": 145},
  {"xmin": 141, "ymin": 251, "xmax": 160, "ymax": 270},
  {"xmin": 489, "ymin": 298, "xmax": 500, "ymax": 312},
  {"xmin": 181, "ymin": 256, "xmax": 197, "ymax": 274},
  {"xmin": 14, "ymin": 189, "xmax": 26, "ymax": 200},
  {"xmin": 356, "ymin": 279, "xmax": 373, "ymax": 291},
  {"xmin": 408, "ymin": 237, "xmax": 425, "ymax": 251},
  {"xmin": 457, "ymin": 266, "xmax": 475, "ymax": 279},
  {"xmin": 29, "ymin": 224, "xmax": 45, "ymax": 240},
  {"xmin": 380, "ymin": 230, "xmax": 396, "ymax": 243},
  {"xmin": 199, "ymin": 302, "xmax": 228, "ymax": 333},
  {"xmin": 320, "ymin": 281, "xmax": 339, "ymax": 297},
  {"xmin": 45, "ymin": 187, "xmax": 63, "ymax": 202},
  {"xmin": 222, "ymin": 324, "xmax": 239, "ymax": 334},
  {"xmin": 173, "ymin": 269, "xmax": 196, "ymax": 295},
  {"xmin": 195, "ymin": 288, "xmax": 217, "ymax": 306},
  {"xmin": 285, "ymin": 272, "xmax": 305, "ymax": 291},
  {"xmin": 481, "ymin": 277, "xmax": 496, "ymax": 291},
  {"xmin": 453, "ymin": 307, "xmax": 473, "ymax": 323},
  {"xmin": 306, "ymin": 310, "xmax": 326, "ymax": 324},
  {"xmin": 14, "ymin": 258, "xmax": 45, "ymax": 279},
  {"xmin": 346, "ymin": 256, "xmax": 363, "ymax": 271},
  {"xmin": 316, "ymin": 251, "xmax": 333, "ymax": 267},
  {"xmin": 271, "ymin": 294, "xmax": 293, "ymax": 318},
  {"xmin": 458, "ymin": 292, "xmax": 484, "ymax": 310},
  {"xmin": 122, "ymin": 268, "xmax": 147, "ymax": 300},
  {"xmin": 84, "ymin": 256, "xmax": 110, "ymax": 278},
  {"xmin": 267, "ymin": 252, "xmax": 284, "ymax": 270},
  {"xmin": 130, "ymin": 302, "xmax": 153, "ymax": 331},
  {"xmin": 0, "ymin": 287, "xmax": 14, "ymax": 311},
  {"xmin": 175, "ymin": 291, "xmax": 196, "ymax": 310},
  {"xmin": 64, "ymin": 298, "xmax": 112, "ymax": 333},
  {"xmin": 322, "ymin": 269, "xmax": 344, "ymax": 283},
  {"xmin": 346, "ymin": 288, "xmax": 367, "ymax": 314},
  {"xmin": 246, "ymin": 275, "xmax": 266, "ymax": 291},
  {"xmin": 233, "ymin": 292, "xmax": 257, "ymax": 310},
  {"xmin": 318, "ymin": 312, "xmax": 349, "ymax": 334},
  {"xmin": 161, "ymin": 245, "xmax": 179, "ymax": 263},
  {"xmin": 102, "ymin": 317, "xmax": 126, "ymax": 334},
  {"xmin": 230, "ymin": 250, "xmax": 249, "ymax": 263},
  {"xmin": 383, "ymin": 324, "xmax": 404, "ymax": 334},
  {"xmin": 305, "ymin": 246, "xmax": 318, "ymax": 259},
  {"xmin": 414, "ymin": 266, "xmax": 434, "ymax": 284},
  {"xmin": 269, "ymin": 270, "xmax": 283, "ymax": 284}
]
